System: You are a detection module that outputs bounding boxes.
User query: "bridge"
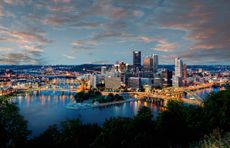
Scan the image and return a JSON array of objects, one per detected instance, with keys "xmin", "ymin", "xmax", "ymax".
[
  {"xmin": 101, "ymin": 82, "xmax": 228, "ymax": 106},
  {"xmin": 15, "ymin": 81, "xmax": 228, "ymax": 106}
]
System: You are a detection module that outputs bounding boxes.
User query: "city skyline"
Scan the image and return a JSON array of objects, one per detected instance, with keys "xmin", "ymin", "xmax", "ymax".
[{"xmin": 0, "ymin": 0, "xmax": 229, "ymax": 65}]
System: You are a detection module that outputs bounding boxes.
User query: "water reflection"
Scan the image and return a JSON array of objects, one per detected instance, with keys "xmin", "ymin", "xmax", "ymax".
[
  {"xmin": 191, "ymin": 87, "xmax": 225, "ymax": 99},
  {"xmin": 12, "ymin": 87, "xmax": 223, "ymax": 137}
]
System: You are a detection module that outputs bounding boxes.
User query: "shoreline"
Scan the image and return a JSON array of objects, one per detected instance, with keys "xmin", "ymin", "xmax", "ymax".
[{"xmin": 65, "ymin": 98, "xmax": 136, "ymax": 110}]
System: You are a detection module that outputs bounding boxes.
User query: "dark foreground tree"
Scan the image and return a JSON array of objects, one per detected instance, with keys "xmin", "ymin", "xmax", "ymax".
[
  {"xmin": 29, "ymin": 119, "xmax": 101, "ymax": 148},
  {"xmin": 0, "ymin": 96, "xmax": 30, "ymax": 147},
  {"xmin": 202, "ymin": 89, "xmax": 230, "ymax": 132}
]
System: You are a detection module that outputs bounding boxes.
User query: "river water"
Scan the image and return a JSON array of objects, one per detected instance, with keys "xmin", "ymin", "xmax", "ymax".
[{"xmin": 13, "ymin": 87, "xmax": 224, "ymax": 137}]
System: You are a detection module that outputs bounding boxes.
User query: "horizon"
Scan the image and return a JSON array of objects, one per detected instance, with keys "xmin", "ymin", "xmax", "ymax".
[
  {"xmin": 0, "ymin": 64, "xmax": 230, "ymax": 67},
  {"xmin": 0, "ymin": 0, "xmax": 229, "ymax": 65}
]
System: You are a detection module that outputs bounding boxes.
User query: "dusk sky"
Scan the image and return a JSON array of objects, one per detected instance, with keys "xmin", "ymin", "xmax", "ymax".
[{"xmin": 0, "ymin": 0, "xmax": 229, "ymax": 65}]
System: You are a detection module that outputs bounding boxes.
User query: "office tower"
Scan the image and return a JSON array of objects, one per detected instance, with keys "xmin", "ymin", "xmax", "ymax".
[
  {"xmin": 143, "ymin": 56, "xmax": 153, "ymax": 72},
  {"xmin": 101, "ymin": 66, "xmax": 107, "ymax": 75},
  {"xmin": 118, "ymin": 61, "xmax": 128, "ymax": 73},
  {"xmin": 152, "ymin": 54, "xmax": 158, "ymax": 73},
  {"xmin": 153, "ymin": 73, "xmax": 163, "ymax": 88},
  {"xmin": 105, "ymin": 76, "xmax": 121, "ymax": 90},
  {"xmin": 90, "ymin": 73, "xmax": 98, "ymax": 89},
  {"xmin": 128, "ymin": 77, "xmax": 141, "ymax": 90},
  {"xmin": 172, "ymin": 76, "xmax": 182, "ymax": 87},
  {"xmin": 182, "ymin": 64, "xmax": 187, "ymax": 86},
  {"xmin": 133, "ymin": 51, "xmax": 141, "ymax": 70},
  {"xmin": 175, "ymin": 57, "xmax": 183, "ymax": 77},
  {"xmin": 173, "ymin": 57, "xmax": 183, "ymax": 87},
  {"xmin": 162, "ymin": 69, "xmax": 172, "ymax": 87}
]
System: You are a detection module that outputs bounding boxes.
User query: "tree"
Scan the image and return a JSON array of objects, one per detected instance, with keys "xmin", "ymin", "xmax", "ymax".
[
  {"xmin": 202, "ymin": 89, "xmax": 230, "ymax": 132},
  {"xmin": 0, "ymin": 96, "xmax": 30, "ymax": 147},
  {"xmin": 29, "ymin": 125, "xmax": 61, "ymax": 147},
  {"xmin": 92, "ymin": 117, "xmax": 132, "ymax": 148},
  {"xmin": 156, "ymin": 100, "xmax": 195, "ymax": 147}
]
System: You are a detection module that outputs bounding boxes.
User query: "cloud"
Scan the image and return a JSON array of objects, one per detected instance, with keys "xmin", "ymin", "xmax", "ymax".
[
  {"xmin": 47, "ymin": 5, "xmax": 74, "ymax": 13},
  {"xmin": 49, "ymin": 0, "xmax": 72, "ymax": 4},
  {"xmin": 3, "ymin": 0, "xmax": 29, "ymax": 6},
  {"xmin": 11, "ymin": 31, "xmax": 51, "ymax": 44},
  {"xmin": 0, "ymin": 25, "xmax": 51, "ymax": 45},
  {"xmin": 152, "ymin": 0, "xmax": 230, "ymax": 62},
  {"xmin": 153, "ymin": 39, "xmax": 178, "ymax": 52},
  {"xmin": 0, "ymin": 4, "xmax": 4, "ymax": 16},
  {"xmin": 181, "ymin": 48, "xmax": 230, "ymax": 64},
  {"xmin": 132, "ymin": 10, "xmax": 144, "ymax": 17},
  {"xmin": 63, "ymin": 54, "xmax": 75, "ymax": 59},
  {"xmin": 0, "ymin": 47, "xmax": 12, "ymax": 52},
  {"xmin": 0, "ymin": 52, "xmax": 44, "ymax": 65},
  {"xmin": 0, "ymin": 24, "xmax": 50, "ymax": 64},
  {"xmin": 0, "ymin": 0, "xmax": 229, "ymax": 65}
]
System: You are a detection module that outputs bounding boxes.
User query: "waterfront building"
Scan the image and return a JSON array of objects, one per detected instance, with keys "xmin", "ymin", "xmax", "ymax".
[
  {"xmin": 112, "ymin": 62, "xmax": 128, "ymax": 83},
  {"xmin": 143, "ymin": 84, "xmax": 152, "ymax": 92},
  {"xmin": 141, "ymin": 77, "xmax": 152, "ymax": 86},
  {"xmin": 128, "ymin": 77, "xmax": 141, "ymax": 90},
  {"xmin": 89, "ymin": 73, "xmax": 98, "ymax": 89},
  {"xmin": 153, "ymin": 74, "xmax": 163, "ymax": 88},
  {"xmin": 105, "ymin": 76, "xmax": 121, "ymax": 90}
]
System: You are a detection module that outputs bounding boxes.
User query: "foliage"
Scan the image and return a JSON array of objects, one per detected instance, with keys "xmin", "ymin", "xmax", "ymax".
[
  {"xmin": 0, "ymin": 96, "xmax": 30, "ymax": 148},
  {"xmin": 92, "ymin": 107, "xmax": 155, "ymax": 148},
  {"xmin": 95, "ymin": 93, "xmax": 124, "ymax": 104},
  {"xmin": 29, "ymin": 119, "xmax": 101, "ymax": 148},
  {"xmin": 193, "ymin": 129, "xmax": 230, "ymax": 148},
  {"xmin": 74, "ymin": 90, "xmax": 102, "ymax": 102},
  {"xmin": 202, "ymin": 89, "xmax": 230, "ymax": 132}
]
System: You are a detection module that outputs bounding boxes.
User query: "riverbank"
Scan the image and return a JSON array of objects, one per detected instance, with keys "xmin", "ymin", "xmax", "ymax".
[{"xmin": 65, "ymin": 98, "xmax": 136, "ymax": 110}]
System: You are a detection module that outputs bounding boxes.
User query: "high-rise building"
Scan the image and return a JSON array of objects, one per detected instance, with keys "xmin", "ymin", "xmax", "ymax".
[
  {"xmin": 162, "ymin": 69, "xmax": 172, "ymax": 87},
  {"xmin": 128, "ymin": 77, "xmax": 141, "ymax": 90},
  {"xmin": 143, "ymin": 56, "xmax": 153, "ymax": 72},
  {"xmin": 175, "ymin": 57, "xmax": 183, "ymax": 77},
  {"xmin": 90, "ymin": 73, "xmax": 98, "ymax": 89},
  {"xmin": 172, "ymin": 76, "xmax": 182, "ymax": 87},
  {"xmin": 105, "ymin": 76, "xmax": 121, "ymax": 90},
  {"xmin": 133, "ymin": 51, "xmax": 141, "ymax": 70},
  {"xmin": 182, "ymin": 64, "xmax": 187, "ymax": 86},
  {"xmin": 153, "ymin": 73, "xmax": 163, "ymax": 88},
  {"xmin": 173, "ymin": 57, "xmax": 183, "ymax": 87},
  {"xmin": 152, "ymin": 54, "xmax": 158, "ymax": 73},
  {"xmin": 101, "ymin": 66, "xmax": 107, "ymax": 75}
]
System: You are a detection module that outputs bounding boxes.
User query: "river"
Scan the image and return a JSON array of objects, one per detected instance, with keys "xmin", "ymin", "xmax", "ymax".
[{"xmin": 12, "ymin": 87, "xmax": 224, "ymax": 137}]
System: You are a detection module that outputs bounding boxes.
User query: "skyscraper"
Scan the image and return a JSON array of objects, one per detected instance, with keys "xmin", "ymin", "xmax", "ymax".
[
  {"xmin": 152, "ymin": 54, "xmax": 158, "ymax": 73},
  {"xmin": 143, "ymin": 56, "xmax": 153, "ymax": 72},
  {"xmin": 182, "ymin": 64, "xmax": 187, "ymax": 86},
  {"xmin": 173, "ymin": 57, "xmax": 183, "ymax": 87},
  {"xmin": 175, "ymin": 57, "xmax": 183, "ymax": 77},
  {"xmin": 133, "ymin": 51, "xmax": 141, "ymax": 70}
]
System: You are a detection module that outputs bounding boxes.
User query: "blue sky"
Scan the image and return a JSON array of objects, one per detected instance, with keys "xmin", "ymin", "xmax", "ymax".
[{"xmin": 0, "ymin": 0, "xmax": 229, "ymax": 65}]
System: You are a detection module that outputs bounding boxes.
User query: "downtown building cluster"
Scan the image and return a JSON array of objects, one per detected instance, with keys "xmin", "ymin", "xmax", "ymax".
[{"xmin": 88, "ymin": 51, "xmax": 188, "ymax": 92}]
